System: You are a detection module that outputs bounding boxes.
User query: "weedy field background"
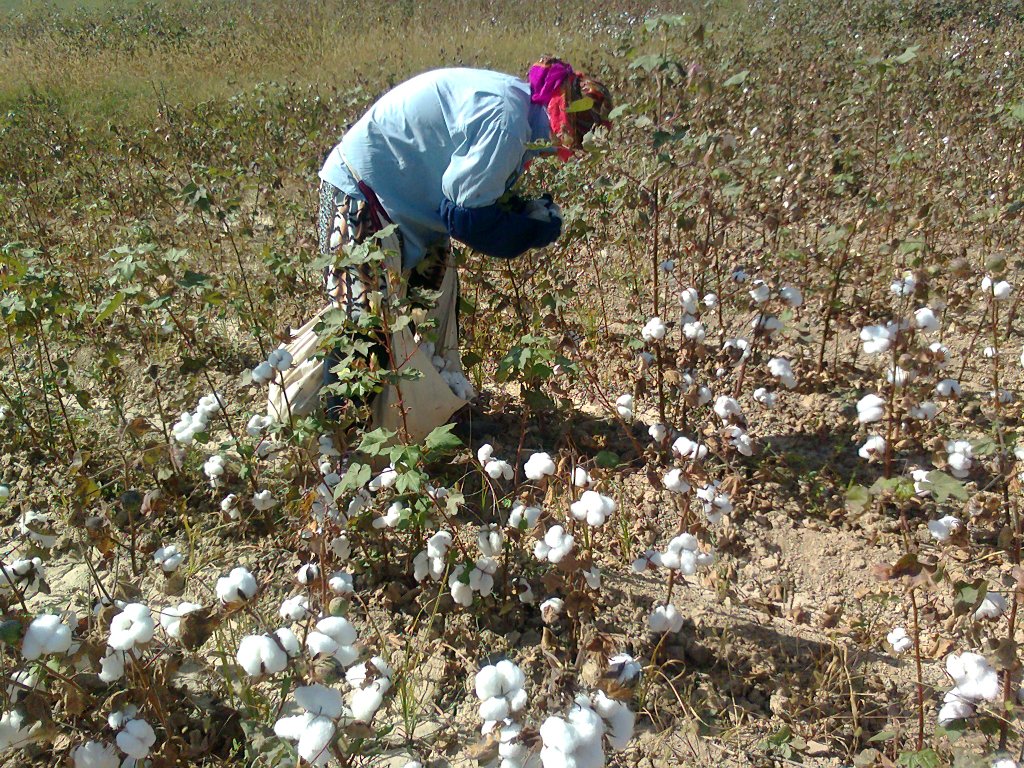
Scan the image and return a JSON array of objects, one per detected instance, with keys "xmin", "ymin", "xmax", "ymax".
[{"xmin": 3, "ymin": 0, "xmax": 1024, "ymax": 767}]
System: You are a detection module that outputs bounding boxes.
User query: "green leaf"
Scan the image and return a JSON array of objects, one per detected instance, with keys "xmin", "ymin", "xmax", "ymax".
[
  {"xmin": 607, "ymin": 103, "xmax": 631, "ymax": 121},
  {"xmin": 566, "ymin": 97, "xmax": 595, "ymax": 114},
  {"xmin": 845, "ymin": 484, "xmax": 869, "ymax": 512},
  {"xmin": 868, "ymin": 729, "xmax": 897, "ymax": 743},
  {"xmin": 921, "ymin": 471, "xmax": 968, "ymax": 502},
  {"xmin": 424, "ymin": 423, "xmax": 462, "ymax": 455},
  {"xmin": 337, "ymin": 462, "xmax": 371, "ymax": 493},
  {"xmin": 94, "ymin": 291, "xmax": 125, "ymax": 323},
  {"xmin": 358, "ymin": 428, "xmax": 396, "ymax": 456},
  {"xmin": 897, "ymin": 748, "xmax": 940, "ymax": 768},
  {"xmin": 892, "ymin": 45, "xmax": 920, "ymax": 65},
  {"xmin": 180, "ymin": 270, "xmax": 213, "ymax": 290},
  {"xmin": 594, "ymin": 450, "xmax": 620, "ymax": 469},
  {"xmin": 953, "ymin": 578, "xmax": 987, "ymax": 616},
  {"xmin": 723, "ymin": 70, "xmax": 749, "ymax": 88},
  {"xmin": 0, "ymin": 619, "xmax": 22, "ymax": 646},
  {"xmin": 971, "ymin": 436, "xmax": 998, "ymax": 456}
]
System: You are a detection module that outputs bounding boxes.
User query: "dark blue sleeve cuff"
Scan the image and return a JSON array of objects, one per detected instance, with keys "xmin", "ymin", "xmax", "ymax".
[{"xmin": 439, "ymin": 198, "xmax": 561, "ymax": 259}]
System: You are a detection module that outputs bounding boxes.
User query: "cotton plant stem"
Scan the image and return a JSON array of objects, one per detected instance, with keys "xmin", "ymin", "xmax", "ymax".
[{"xmin": 910, "ymin": 587, "xmax": 924, "ymax": 751}]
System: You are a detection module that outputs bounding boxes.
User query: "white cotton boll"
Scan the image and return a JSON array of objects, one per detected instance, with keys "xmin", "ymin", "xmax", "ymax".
[
  {"xmin": 295, "ymin": 684, "xmax": 344, "ymax": 719},
  {"xmin": 672, "ymin": 436, "xmax": 708, "ymax": 461},
  {"xmin": 696, "ymin": 385, "xmax": 713, "ymax": 406},
  {"xmin": 237, "ymin": 634, "xmax": 289, "ymax": 676},
  {"xmin": 909, "ymin": 402, "xmax": 938, "ymax": 421},
  {"xmin": 641, "ymin": 317, "xmax": 667, "ymax": 342},
  {"xmin": 158, "ymin": 602, "xmax": 201, "ymax": 640},
  {"xmin": 477, "ymin": 443, "xmax": 494, "ymax": 463},
  {"xmin": 534, "ymin": 525, "xmax": 574, "ymax": 564},
  {"xmin": 662, "ymin": 468, "xmax": 691, "ymax": 494},
  {"xmin": 203, "ymin": 455, "xmax": 225, "ymax": 482},
  {"xmin": 107, "ymin": 705, "xmax": 137, "ymax": 730},
  {"xmin": 469, "ymin": 557, "xmax": 497, "ymax": 596},
  {"xmin": 220, "ymin": 493, "xmax": 239, "ymax": 519},
  {"xmin": 274, "ymin": 712, "xmax": 315, "ymax": 743},
  {"xmin": 857, "ymin": 393, "xmax": 885, "ymax": 424},
  {"xmin": 648, "ymin": 604, "xmax": 684, "ymax": 634},
  {"xmin": 891, "ymin": 270, "xmax": 917, "ymax": 296},
  {"xmin": 171, "ymin": 412, "xmax": 198, "ymax": 444},
  {"xmin": 929, "ymin": 515, "xmax": 962, "ymax": 542},
  {"xmin": 570, "ymin": 491, "xmax": 616, "ymax": 527},
  {"xmin": 582, "ymin": 565, "xmax": 602, "ymax": 590},
  {"xmin": 524, "ymin": 452, "xmax": 556, "ymax": 481},
  {"xmin": 116, "ymin": 719, "xmax": 156, "ymax": 759},
  {"xmin": 683, "ymin": 321, "xmax": 706, "ymax": 342},
  {"xmin": 0, "ymin": 558, "xmax": 45, "ymax": 597},
  {"xmin": 509, "ymin": 503, "xmax": 541, "ymax": 530},
  {"xmin": 274, "ymin": 628, "xmax": 300, "ymax": 658},
  {"xmin": 251, "ymin": 361, "xmax": 274, "ymax": 385},
  {"xmin": 485, "ymin": 458, "xmax": 514, "ymax": 481},
  {"xmin": 540, "ymin": 597, "xmax": 564, "ymax": 624},
  {"xmin": 608, "ymin": 654, "xmax": 642, "ymax": 684},
  {"xmin": 659, "ymin": 259, "xmax": 675, "ymax": 272},
  {"xmin": 981, "ymin": 276, "xmax": 1012, "ymax": 300},
  {"xmin": 98, "ymin": 648, "xmax": 125, "ymax": 683},
  {"xmin": 297, "ymin": 717, "xmax": 336, "ymax": 766},
  {"xmin": 246, "ymin": 414, "xmax": 272, "ymax": 437},
  {"xmin": 374, "ymin": 502, "xmax": 404, "ymax": 529},
  {"xmin": 477, "ymin": 527, "xmax": 503, "ymax": 557},
  {"xmin": 703, "ymin": 292, "xmax": 718, "ymax": 307},
  {"xmin": 279, "ymin": 594, "xmax": 310, "ymax": 621},
  {"xmin": 196, "ymin": 393, "xmax": 223, "ymax": 418},
  {"xmin": 914, "ymin": 307, "xmax": 940, "ymax": 332},
  {"xmin": 860, "ymin": 324, "xmax": 894, "ymax": 355},
  {"xmin": 887, "ymin": 365, "xmax": 915, "ymax": 388},
  {"xmin": 767, "ymin": 357, "xmax": 797, "ymax": 389},
  {"xmin": 753, "ymin": 387, "xmax": 776, "ymax": 407},
  {"xmin": 648, "ymin": 423, "xmax": 668, "ymax": 443},
  {"xmin": 779, "ymin": 285, "xmax": 803, "ymax": 307},
  {"xmin": 723, "ymin": 337, "xmax": 751, "ymax": 361},
  {"xmin": 368, "ymin": 466, "xmax": 398, "ymax": 491},
  {"xmin": 938, "ymin": 691, "xmax": 975, "ymax": 724},
  {"xmin": 947, "ymin": 652, "xmax": 1001, "ymax": 702},
  {"xmin": 216, "ymin": 566, "xmax": 257, "ymax": 604},
  {"xmin": 296, "ymin": 563, "xmax": 321, "ymax": 585},
  {"xmin": 724, "ymin": 425, "xmax": 754, "ymax": 456},
  {"xmin": 153, "ymin": 545, "xmax": 184, "ymax": 573},
  {"xmin": 713, "ymin": 396, "xmax": 742, "ymax": 421},
  {"xmin": 267, "ymin": 348, "xmax": 293, "ymax": 371},
  {"xmin": 592, "ymin": 690, "xmax": 635, "ymax": 750},
  {"xmin": 679, "ymin": 288, "xmax": 699, "ymax": 315},
  {"xmin": 252, "ymin": 489, "xmax": 277, "ymax": 512},
  {"xmin": 318, "ymin": 434, "xmax": 340, "ymax": 458},
  {"xmin": 19, "ymin": 509, "xmax": 56, "ymax": 548},
  {"xmin": 732, "ymin": 268, "xmax": 749, "ymax": 282},
  {"xmin": 887, "ymin": 627, "xmax": 913, "ymax": 653},
  {"xmin": 21, "ymin": 614, "xmax": 71, "ymax": 663},
  {"xmin": 330, "ymin": 535, "xmax": 351, "ymax": 561},
  {"xmin": 858, "ymin": 435, "xmax": 886, "ymax": 461},
  {"xmin": 450, "ymin": 575, "xmax": 474, "ymax": 607},
  {"xmin": 946, "ymin": 440, "xmax": 973, "ymax": 478},
  {"xmin": 108, "ymin": 603, "xmax": 155, "ymax": 651},
  {"xmin": 935, "ymin": 378, "xmax": 962, "ymax": 398},
  {"xmin": 328, "ymin": 571, "xmax": 354, "ymax": 595},
  {"xmin": 975, "ymin": 593, "xmax": 1007, "ymax": 620},
  {"xmin": 615, "ymin": 394, "xmax": 634, "ymax": 419},
  {"xmin": 73, "ymin": 740, "xmax": 119, "ymax": 768},
  {"xmin": 572, "ymin": 467, "xmax": 592, "ymax": 488},
  {"xmin": 749, "ymin": 281, "xmax": 771, "ymax": 304},
  {"xmin": 753, "ymin": 314, "xmax": 782, "ymax": 334},
  {"xmin": 350, "ymin": 682, "xmax": 387, "ymax": 724}
]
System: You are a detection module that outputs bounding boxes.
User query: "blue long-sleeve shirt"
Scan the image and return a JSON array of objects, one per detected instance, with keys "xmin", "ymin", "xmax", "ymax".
[{"xmin": 319, "ymin": 68, "xmax": 554, "ymax": 270}]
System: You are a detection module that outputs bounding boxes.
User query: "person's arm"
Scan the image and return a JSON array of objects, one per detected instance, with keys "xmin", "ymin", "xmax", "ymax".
[{"xmin": 439, "ymin": 103, "xmax": 560, "ymax": 259}]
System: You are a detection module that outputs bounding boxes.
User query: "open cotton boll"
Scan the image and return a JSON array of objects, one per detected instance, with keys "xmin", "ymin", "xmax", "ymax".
[
  {"xmin": 534, "ymin": 526, "xmax": 574, "ymax": 564},
  {"xmin": 107, "ymin": 705, "xmax": 138, "ymax": 730},
  {"xmin": 615, "ymin": 394, "xmax": 634, "ymax": 419},
  {"xmin": 975, "ymin": 593, "xmax": 1007, "ymax": 620},
  {"xmin": 73, "ymin": 740, "xmax": 119, "ymax": 768},
  {"xmin": 753, "ymin": 388, "xmax": 776, "ymax": 407},
  {"xmin": 648, "ymin": 423, "xmax": 668, "ymax": 443},
  {"xmin": 373, "ymin": 502, "xmax": 404, "ymax": 529},
  {"xmin": 245, "ymin": 414, "xmax": 273, "ymax": 437},
  {"xmin": 609, "ymin": 653, "xmax": 642, "ymax": 685},
  {"xmin": 267, "ymin": 348, "xmax": 293, "ymax": 371},
  {"xmin": 328, "ymin": 571, "xmax": 354, "ymax": 595},
  {"xmin": 158, "ymin": 602, "xmax": 202, "ymax": 640},
  {"xmin": 914, "ymin": 307, "xmax": 940, "ymax": 332},
  {"xmin": 724, "ymin": 425, "xmax": 754, "ymax": 456},
  {"xmin": 703, "ymin": 292, "xmax": 718, "ymax": 307},
  {"xmin": 19, "ymin": 509, "xmax": 56, "ymax": 548},
  {"xmin": 251, "ymin": 361, "xmax": 274, "ymax": 386},
  {"xmin": 938, "ymin": 690, "xmax": 975, "ymax": 724},
  {"xmin": 860, "ymin": 324, "xmax": 895, "ymax": 355},
  {"xmin": 662, "ymin": 468, "xmax": 691, "ymax": 494},
  {"xmin": 152, "ymin": 545, "xmax": 184, "ymax": 573},
  {"xmin": 279, "ymin": 594, "xmax": 310, "ymax": 621},
  {"xmin": 749, "ymin": 280, "xmax": 771, "ymax": 304},
  {"xmin": 672, "ymin": 436, "xmax": 708, "ymax": 461},
  {"xmin": 236, "ymin": 633, "xmax": 289, "ymax": 676},
  {"xmin": 295, "ymin": 563, "xmax": 321, "ymax": 585},
  {"xmin": 946, "ymin": 440, "xmax": 973, "ymax": 479},
  {"xmin": 116, "ymin": 718, "xmax": 156, "ymax": 759},
  {"xmin": 767, "ymin": 357, "xmax": 797, "ymax": 389},
  {"xmin": 890, "ymin": 270, "xmax": 917, "ymax": 296},
  {"xmin": 108, "ymin": 603, "xmax": 155, "ymax": 651},
  {"xmin": 448, "ymin": 567, "xmax": 474, "ymax": 607},
  {"xmin": 981, "ymin": 275, "xmax": 1012, "ymax": 300},
  {"xmin": 524, "ymin": 452, "xmax": 556, "ymax": 481},
  {"xmin": 252, "ymin": 489, "xmax": 277, "ymax": 512},
  {"xmin": 583, "ymin": 565, "xmax": 602, "ymax": 590},
  {"xmin": 947, "ymin": 652, "xmax": 1000, "ymax": 702},
  {"xmin": 21, "ymin": 614, "xmax": 72, "ymax": 661},
  {"xmin": 216, "ymin": 566, "xmax": 257, "ymax": 605},
  {"xmin": 203, "ymin": 455, "xmax": 225, "ymax": 484},
  {"xmin": 469, "ymin": 557, "xmax": 498, "ymax": 596},
  {"xmin": 779, "ymin": 285, "xmax": 803, "ymax": 307},
  {"xmin": 928, "ymin": 515, "xmax": 961, "ymax": 542},
  {"xmin": 683, "ymin": 321, "xmax": 706, "ymax": 342},
  {"xmin": 856, "ymin": 393, "xmax": 885, "ymax": 424},
  {"xmin": 679, "ymin": 288, "xmax": 699, "ymax": 315},
  {"xmin": 648, "ymin": 604, "xmax": 684, "ymax": 634},
  {"xmin": 477, "ymin": 527, "xmax": 503, "ymax": 558},
  {"xmin": 220, "ymin": 493, "xmax": 239, "ymax": 520},
  {"xmin": 570, "ymin": 491, "xmax": 616, "ymax": 527},
  {"xmin": 887, "ymin": 627, "xmax": 912, "ymax": 653},
  {"xmin": 909, "ymin": 402, "xmax": 938, "ymax": 421},
  {"xmin": 484, "ymin": 457, "xmax": 514, "ymax": 481},
  {"xmin": 752, "ymin": 314, "xmax": 782, "ymax": 334},
  {"xmin": 294, "ymin": 716, "xmax": 336, "ymax": 766},
  {"xmin": 572, "ymin": 467, "xmax": 592, "ymax": 488},
  {"xmin": 0, "ymin": 558, "xmax": 45, "ymax": 597},
  {"xmin": 306, "ymin": 616, "xmax": 359, "ymax": 666},
  {"xmin": 540, "ymin": 597, "xmax": 564, "ymax": 624},
  {"xmin": 508, "ymin": 503, "xmax": 541, "ymax": 530},
  {"xmin": 539, "ymin": 700, "xmax": 606, "ymax": 768},
  {"xmin": 475, "ymin": 659, "xmax": 528, "ymax": 723},
  {"xmin": 368, "ymin": 465, "xmax": 398, "ymax": 492},
  {"xmin": 935, "ymin": 378, "xmax": 962, "ymax": 398},
  {"xmin": 886, "ymin": 365, "xmax": 915, "ymax": 387},
  {"xmin": 592, "ymin": 690, "xmax": 635, "ymax": 751},
  {"xmin": 98, "ymin": 648, "xmax": 126, "ymax": 683},
  {"xmin": 641, "ymin": 316, "xmax": 667, "ymax": 342},
  {"xmin": 713, "ymin": 396, "xmax": 742, "ymax": 421},
  {"xmin": 296, "ymin": 684, "xmax": 345, "ymax": 718},
  {"xmin": 858, "ymin": 435, "xmax": 886, "ymax": 461}
]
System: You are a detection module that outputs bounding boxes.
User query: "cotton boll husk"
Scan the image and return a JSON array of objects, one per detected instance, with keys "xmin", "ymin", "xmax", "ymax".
[{"xmin": 540, "ymin": 597, "xmax": 564, "ymax": 624}]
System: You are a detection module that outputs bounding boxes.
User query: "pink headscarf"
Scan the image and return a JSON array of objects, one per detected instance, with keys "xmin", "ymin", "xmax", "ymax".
[{"xmin": 528, "ymin": 56, "xmax": 612, "ymax": 160}]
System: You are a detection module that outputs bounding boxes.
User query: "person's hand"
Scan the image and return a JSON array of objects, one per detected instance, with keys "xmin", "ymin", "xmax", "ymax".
[{"xmin": 524, "ymin": 196, "xmax": 561, "ymax": 224}]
